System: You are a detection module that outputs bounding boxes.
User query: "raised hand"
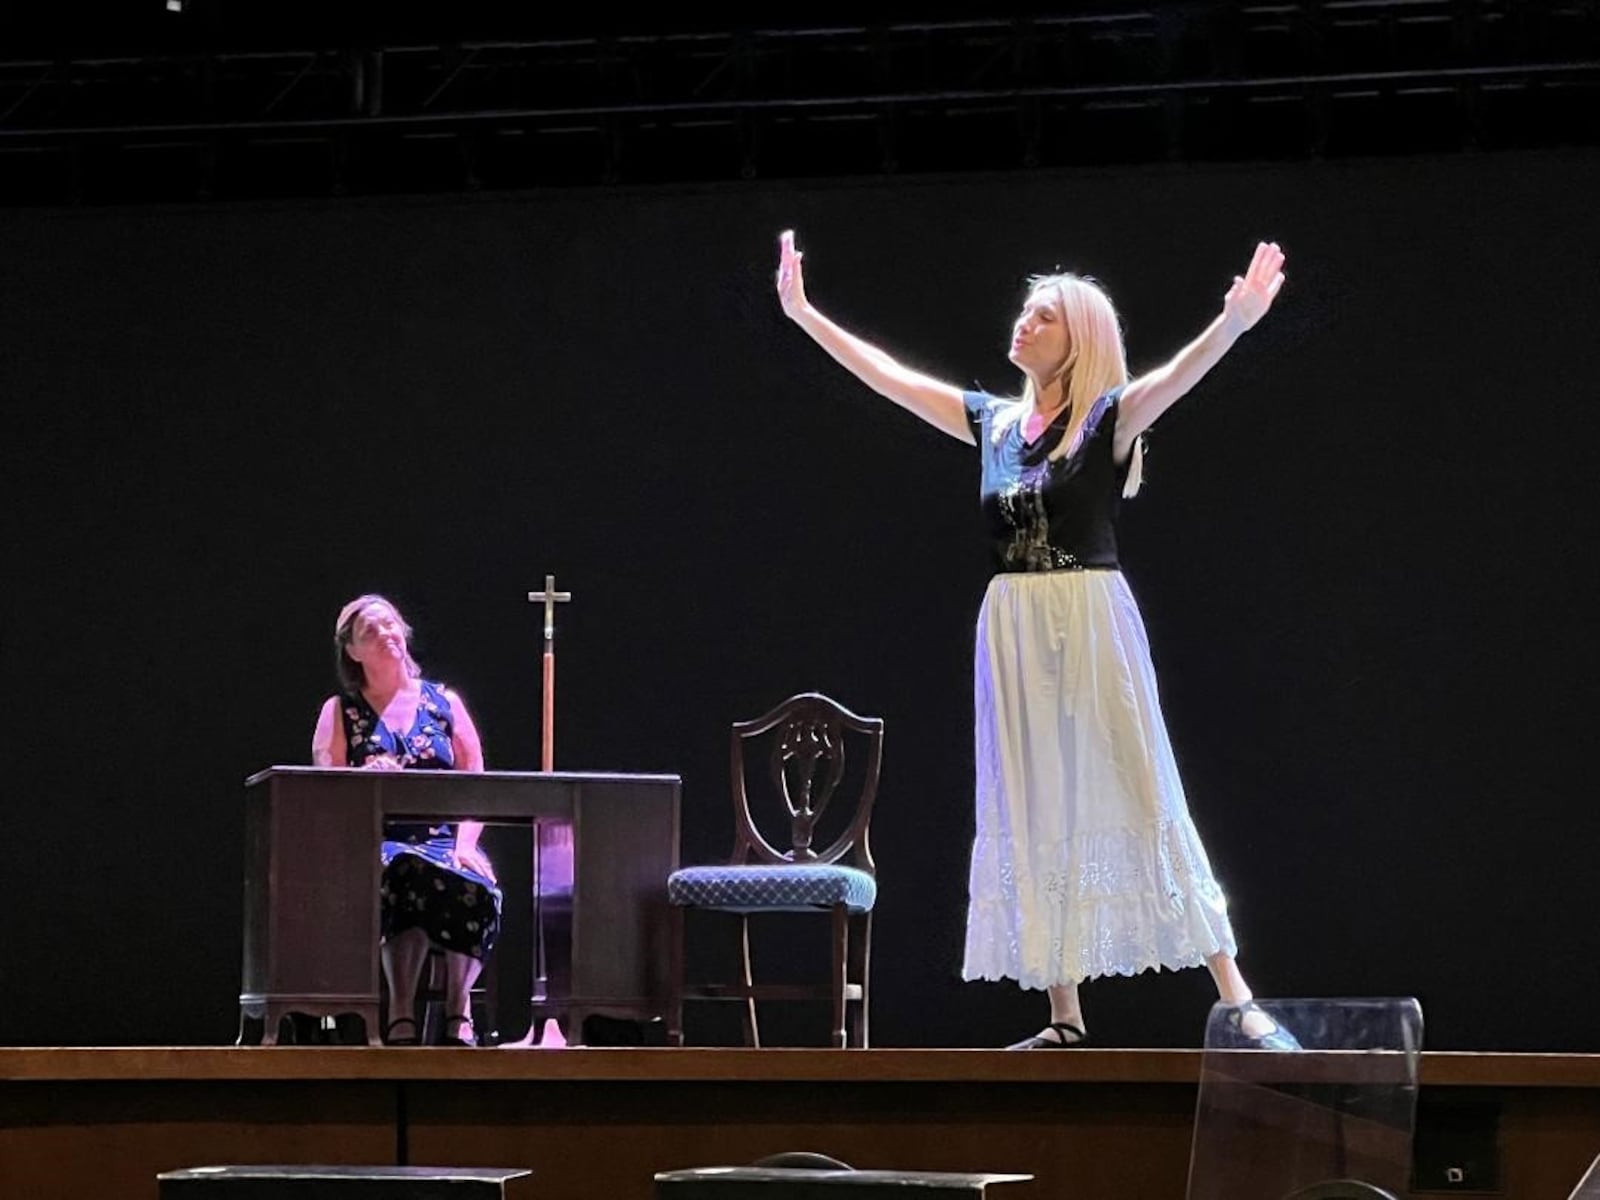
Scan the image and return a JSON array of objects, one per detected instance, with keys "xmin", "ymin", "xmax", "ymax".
[
  {"xmin": 1222, "ymin": 241, "xmax": 1286, "ymax": 333},
  {"xmin": 776, "ymin": 229, "xmax": 809, "ymax": 320}
]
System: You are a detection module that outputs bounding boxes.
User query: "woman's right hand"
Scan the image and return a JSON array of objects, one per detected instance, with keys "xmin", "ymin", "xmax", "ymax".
[
  {"xmin": 776, "ymin": 229, "xmax": 809, "ymax": 320},
  {"xmin": 452, "ymin": 844, "xmax": 497, "ymax": 883},
  {"xmin": 768, "ymin": 226, "xmax": 972, "ymax": 443},
  {"xmin": 361, "ymin": 753, "xmax": 405, "ymax": 772}
]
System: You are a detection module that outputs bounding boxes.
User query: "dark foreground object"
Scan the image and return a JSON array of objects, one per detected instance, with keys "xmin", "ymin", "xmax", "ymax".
[
  {"xmin": 159, "ymin": 1165, "xmax": 534, "ymax": 1200},
  {"xmin": 655, "ymin": 1166, "xmax": 1030, "ymax": 1200}
]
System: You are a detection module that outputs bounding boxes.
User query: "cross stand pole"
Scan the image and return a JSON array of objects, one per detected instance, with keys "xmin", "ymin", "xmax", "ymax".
[
  {"xmin": 505, "ymin": 574, "xmax": 575, "ymax": 1051},
  {"xmin": 526, "ymin": 573, "xmax": 572, "ymax": 772}
]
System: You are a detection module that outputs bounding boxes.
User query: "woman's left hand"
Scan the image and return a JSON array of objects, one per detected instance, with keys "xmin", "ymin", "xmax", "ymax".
[
  {"xmin": 1222, "ymin": 241, "xmax": 1286, "ymax": 332},
  {"xmin": 453, "ymin": 844, "xmax": 497, "ymax": 882}
]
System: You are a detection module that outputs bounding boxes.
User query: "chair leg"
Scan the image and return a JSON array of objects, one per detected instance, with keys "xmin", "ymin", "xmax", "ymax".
[
  {"xmin": 830, "ymin": 904, "xmax": 848, "ymax": 1049},
  {"xmin": 473, "ymin": 950, "xmax": 500, "ymax": 1045},
  {"xmin": 739, "ymin": 914, "xmax": 760, "ymax": 1048},
  {"xmin": 667, "ymin": 904, "xmax": 686, "ymax": 1047},
  {"xmin": 848, "ymin": 910, "xmax": 872, "ymax": 1049},
  {"xmin": 418, "ymin": 949, "xmax": 447, "ymax": 1045}
]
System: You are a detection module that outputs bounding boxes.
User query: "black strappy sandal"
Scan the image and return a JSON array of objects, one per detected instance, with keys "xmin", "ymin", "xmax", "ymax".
[
  {"xmin": 1006, "ymin": 1021, "xmax": 1088, "ymax": 1050},
  {"xmin": 382, "ymin": 1016, "xmax": 421, "ymax": 1046},
  {"xmin": 441, "ymin": 1015, "xmax": 477, "ymax": 1047}
]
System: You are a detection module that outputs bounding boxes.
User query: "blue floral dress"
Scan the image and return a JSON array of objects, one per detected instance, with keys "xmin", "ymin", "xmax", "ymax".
[{"xmin": 340, "ymin": 679, "xmax": 502, "ymax": 959}]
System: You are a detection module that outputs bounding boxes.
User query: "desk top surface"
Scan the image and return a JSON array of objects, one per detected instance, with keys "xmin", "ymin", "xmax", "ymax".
[{"xmin": 245, "ymin": 765, "xmax": 682, "ymax": 788}]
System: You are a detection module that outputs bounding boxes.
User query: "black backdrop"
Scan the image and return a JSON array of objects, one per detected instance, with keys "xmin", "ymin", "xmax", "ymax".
[{"xmin": 3, "ymin": 147, "xmax": 1596, "ymax": 1049}]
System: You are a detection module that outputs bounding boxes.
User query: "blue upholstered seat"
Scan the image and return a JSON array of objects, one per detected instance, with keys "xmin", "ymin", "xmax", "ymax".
[{"xmin": 668, "ymin": 864, "xmax": 877, "ymax": 913}]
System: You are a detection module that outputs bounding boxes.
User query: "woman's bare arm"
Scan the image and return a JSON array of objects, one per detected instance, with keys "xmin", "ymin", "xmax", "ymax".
[
  {"xmin": 778, "ymin": 230, "xmax": 974, "ymax": 444},
  {"xmin": 311, "ymin": 696, "xmax": 346, "ymax": 766},
  {"xmin": 1115, "ymin": 241, "xmax": 1286, "ymax": 460}
]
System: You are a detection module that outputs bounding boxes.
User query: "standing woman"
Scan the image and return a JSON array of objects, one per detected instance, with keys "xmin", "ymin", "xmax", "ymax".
[
  {"xmin": 311, "ymin": 594, "xmax": 502, "ymax": 1046},
  {"xmin": 775, "ymin": 230, "xmax": 1295, "ymax": 1048}
]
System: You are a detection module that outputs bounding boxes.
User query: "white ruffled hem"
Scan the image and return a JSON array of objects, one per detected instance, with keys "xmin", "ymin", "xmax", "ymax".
[
  {"xmin": 961, "ymin": 948, "xmax": 1218, "ymax": 990},
  {"xmin": 962, "ymin": 888, "xmax": 1235, "ymax": 988},
  {"xmin": 963, "ymin": 819, "xmax": 1236, "ymax": 987}
]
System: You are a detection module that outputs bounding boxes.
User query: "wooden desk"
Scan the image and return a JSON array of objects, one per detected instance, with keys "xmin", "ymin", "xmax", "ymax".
[{"xmin": 237, "ymin": 767, "xmax": 681, "ymax": 1044}]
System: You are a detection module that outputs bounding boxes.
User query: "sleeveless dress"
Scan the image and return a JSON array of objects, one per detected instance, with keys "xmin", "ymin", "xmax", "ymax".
[
  {"xmin": 959, "ymin": 388, "xmax": 1237, "ymax": 988},
  {"xmin": 340, "ymin": 679, "xmax": 502, "ymax": 959}
]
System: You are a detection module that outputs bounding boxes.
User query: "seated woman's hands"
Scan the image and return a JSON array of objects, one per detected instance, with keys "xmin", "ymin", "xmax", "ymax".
[{"xmin": 452, "ymin": 844, "xmax": 496, "ymax": 881}]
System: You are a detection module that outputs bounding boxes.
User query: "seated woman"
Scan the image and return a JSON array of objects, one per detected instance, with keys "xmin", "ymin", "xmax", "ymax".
[{"xmin": 311, "ymin": 593, "xmax": 502, "ymax": 1046}]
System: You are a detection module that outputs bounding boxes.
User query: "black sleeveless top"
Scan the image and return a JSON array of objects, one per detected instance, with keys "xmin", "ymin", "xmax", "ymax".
[
  {"xmin": 963, "ymin": 387, "xmax": 1129, "ymax": 574},
  {"xmin": 339, "ymin": 678, "xmax": 457, "ymax": 770}
]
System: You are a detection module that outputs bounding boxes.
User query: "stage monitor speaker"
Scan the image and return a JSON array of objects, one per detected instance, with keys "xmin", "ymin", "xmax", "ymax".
[
  {"xmin": 654, "ymin": 1166, "xmax": 1031, "ymax": 1200},
  {"xmin": 1411, "ymin": 1095, "xmax": 1501, "ymax": 1193},
  {"xmin": 157, "ymin": 1165, "xmax": 534, "ymax": 1199}
]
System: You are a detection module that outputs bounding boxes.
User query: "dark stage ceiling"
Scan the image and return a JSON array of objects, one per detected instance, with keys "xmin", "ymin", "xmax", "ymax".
[{"xmin": 2, "ymin": 1, "xmax": 1596, "ymax": 203}]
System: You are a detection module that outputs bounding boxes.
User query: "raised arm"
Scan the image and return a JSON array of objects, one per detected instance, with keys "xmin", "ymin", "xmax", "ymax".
[
  {"xmin": 777, "ymin": 230, "xmax": 974, "ymax": 445},
  {"xmin": 1115, "ymin": 241, "xmax": 1286, "ymax": 461}
]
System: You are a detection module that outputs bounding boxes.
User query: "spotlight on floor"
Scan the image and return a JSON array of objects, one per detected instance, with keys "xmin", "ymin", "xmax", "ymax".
[{"xmin": 166, "ymin": 0, "xmax": 184, "ymax": 10}]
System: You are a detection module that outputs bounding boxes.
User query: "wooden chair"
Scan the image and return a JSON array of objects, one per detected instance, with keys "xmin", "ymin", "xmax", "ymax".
[{"xmin": 666, "ymin": 692, "xmax": 883, "ymax": 1048}]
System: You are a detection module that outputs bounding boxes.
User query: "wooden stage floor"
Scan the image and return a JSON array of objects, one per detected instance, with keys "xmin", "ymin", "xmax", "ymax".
[{"xmin": 4, "ymin": 1048, "xmax": 1599, "ymax": 1200}]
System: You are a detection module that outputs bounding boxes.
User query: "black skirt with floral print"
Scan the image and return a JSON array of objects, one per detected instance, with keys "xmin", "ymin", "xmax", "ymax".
[{"xmin": 380, "ymin": 835, "xmax": 501, "ymax": 959}]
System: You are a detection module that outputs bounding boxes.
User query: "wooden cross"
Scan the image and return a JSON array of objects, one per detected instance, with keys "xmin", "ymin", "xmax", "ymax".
[{"xmin": 526, "ymin": 573, "xmax": 572, "ymax": 772}]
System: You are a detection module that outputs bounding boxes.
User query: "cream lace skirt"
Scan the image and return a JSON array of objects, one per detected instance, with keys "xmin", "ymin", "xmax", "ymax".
[{"xmin": 961, "ymin": 569, "xmax": 1237, "ymax": 989}]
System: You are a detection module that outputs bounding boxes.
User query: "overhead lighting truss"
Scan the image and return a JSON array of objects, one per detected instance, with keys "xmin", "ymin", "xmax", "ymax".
[{"xmin": 1, "ymin": 3, "xmax": 1596, "ymax": 204}]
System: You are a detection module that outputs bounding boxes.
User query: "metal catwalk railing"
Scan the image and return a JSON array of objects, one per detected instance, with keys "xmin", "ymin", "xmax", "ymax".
[{"xmin": 1, "ymin": 3, "xmax": 1596, "ymax": 202}]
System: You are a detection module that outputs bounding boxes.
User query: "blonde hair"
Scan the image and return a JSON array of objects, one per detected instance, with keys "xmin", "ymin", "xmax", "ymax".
[{"xmin": 995, "ymin": 272, "xmax": 1144, "ymax": 497}]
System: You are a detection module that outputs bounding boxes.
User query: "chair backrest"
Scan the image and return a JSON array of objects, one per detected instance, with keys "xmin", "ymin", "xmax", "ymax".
[{"xmin": 726, "ymin": 692, "xmax": 883, "ymax": 872}]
